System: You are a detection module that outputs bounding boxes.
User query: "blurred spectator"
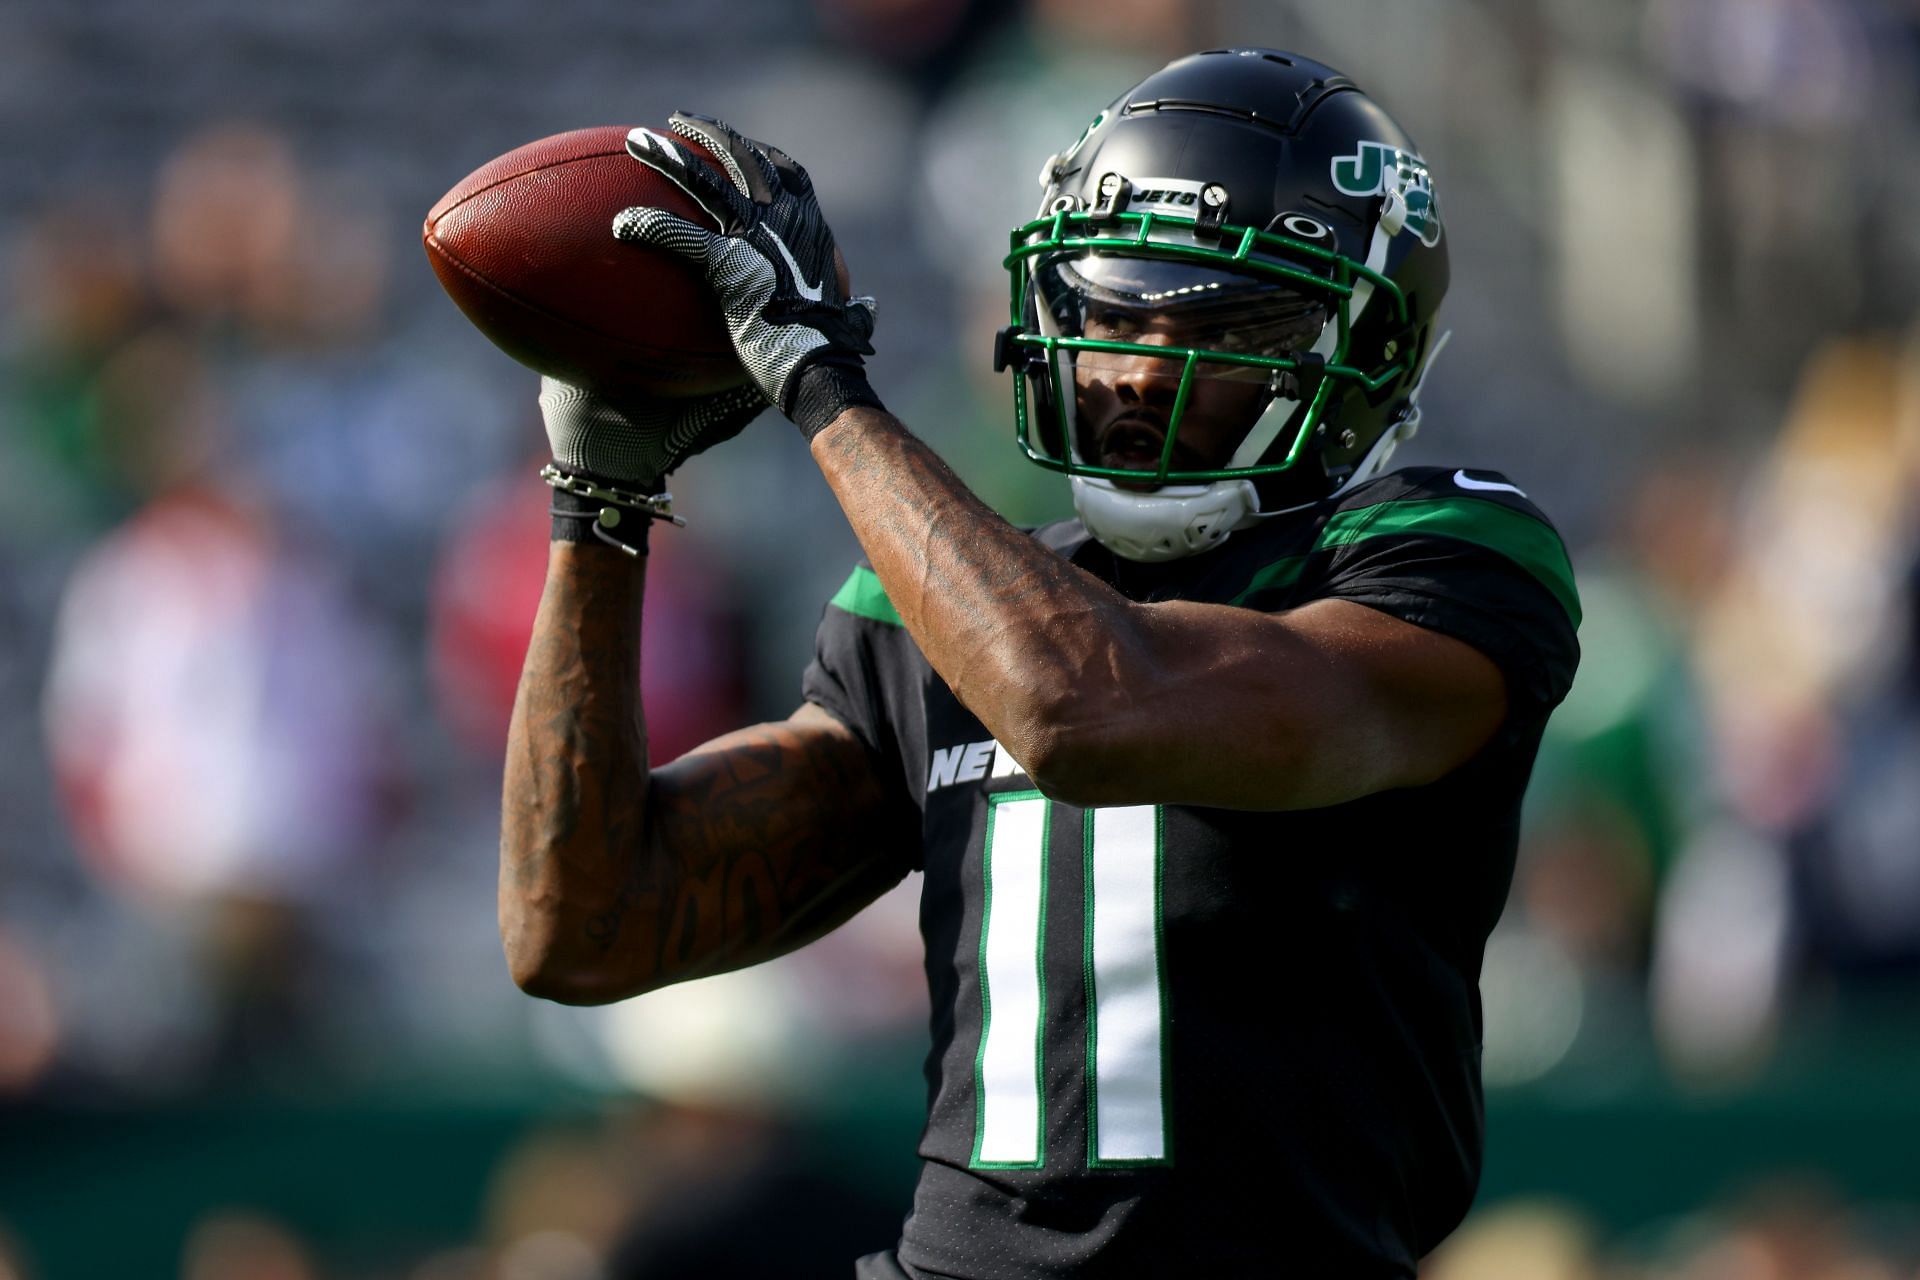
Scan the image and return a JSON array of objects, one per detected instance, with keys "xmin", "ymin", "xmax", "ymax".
[
  {"xmin": 43, "ymin": 489, "xmax": 393, "ymax": 908},
  {"xmin": 149, "ymin": 125, "xmax": 305, "ymax": 332},
  {"xmin": 0, "ymin": 200, "xmax": 152, "ymax": 537},
  {"xmin": 41, "ymin": 486, "xmax": 395, "ymax": 1082}
]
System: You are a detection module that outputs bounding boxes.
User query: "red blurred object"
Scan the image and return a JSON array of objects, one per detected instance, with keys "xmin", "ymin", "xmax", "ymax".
[
  {"xmin": 423, "ymin": 126, "xmax": 746, "ymax": 398},
  {"xmin": 429, "ymin": 468, "xmax": 748, "ymax": 763}
]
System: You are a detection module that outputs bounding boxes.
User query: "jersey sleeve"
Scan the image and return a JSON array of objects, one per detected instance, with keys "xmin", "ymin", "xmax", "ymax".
[
  {"xmin": 1291, "ymin": 469, "xmax": 1582, "ymax": 719},
  {"xmin": 801, "ymin": 564, "xmax": 902, "ymax": 762}
]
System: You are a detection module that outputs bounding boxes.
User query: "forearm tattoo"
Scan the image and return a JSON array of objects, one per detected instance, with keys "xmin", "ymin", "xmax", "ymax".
[{"xmin": 500, "ymin": 545, "xmax": 907, "ymax": 995}]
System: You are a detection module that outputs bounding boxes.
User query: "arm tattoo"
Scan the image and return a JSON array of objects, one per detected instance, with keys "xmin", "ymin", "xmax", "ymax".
[
  {"xmin": 635, "ymin": 718, "xmax": 909, "ymax": 981},
  {"xmin": 500, "ymin": 544, "xmax": 910, "ymax": 998}
]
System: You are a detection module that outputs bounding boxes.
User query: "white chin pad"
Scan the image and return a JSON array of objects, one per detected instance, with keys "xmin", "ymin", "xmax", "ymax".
[{"xmin": 1071, "ymin": 476, "xmax": 1259, "ymax": 563}]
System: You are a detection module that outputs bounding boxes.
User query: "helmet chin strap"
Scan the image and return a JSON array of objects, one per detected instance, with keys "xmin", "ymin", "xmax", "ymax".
[
  {"xmin": 1326, "ymin": 326, "xmax": 1451, "ymax": 500},
  {"xmin": 1241, "ymin": 326, "xmax": 1453, "ymax": 520},
  {"xmin": 1226, "ymin": 215, "xmax": 1399, "ymax": 522},
  {"xmin": 1220, "ymin": 313, "xmax": 1342, "ymax": 473}
]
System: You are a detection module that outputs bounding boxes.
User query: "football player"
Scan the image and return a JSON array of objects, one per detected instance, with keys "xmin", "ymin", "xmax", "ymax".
[{"xmin": 501, "ymin": 49, "xmax": 1581, "ymax": 1279}]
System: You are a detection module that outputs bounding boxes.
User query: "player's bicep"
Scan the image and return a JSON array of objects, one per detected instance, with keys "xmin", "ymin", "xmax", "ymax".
[
  {"xmin": 1265, "ymin": 597, "xmax": 1508, "ymax": 793},
  {"xmin": 1082, "ymin": 597, "xmax": 1506, "ymax": 811},
  {"xmin": 627, "ymin": 702, "xmax": 915, "ymax": 991}
]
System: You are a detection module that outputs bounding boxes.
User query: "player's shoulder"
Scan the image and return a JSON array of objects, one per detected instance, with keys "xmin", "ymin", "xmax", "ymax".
[
  {"xmin": 824, "ymin": 560, "xmax": 903, "ymax": 628},
  {"xmin": 1316, "ymin": 465, "xmax": 1580, "ymax": 629},
  {"xmin": 1332, "ymin": 465, "xmax": 1562, "ymax": 531}
]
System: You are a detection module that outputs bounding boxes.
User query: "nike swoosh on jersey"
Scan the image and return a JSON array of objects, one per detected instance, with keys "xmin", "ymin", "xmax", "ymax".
[
  {"xmin": 1452, "ymin": 469, "xmax": 1528, "ymax": 497},
  {"xmin": 764, "ymin": 228, "xmax": 825, "ymax": 301}
]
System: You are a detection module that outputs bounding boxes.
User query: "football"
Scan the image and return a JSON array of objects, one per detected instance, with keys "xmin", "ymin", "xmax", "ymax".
[{"xmin": 423, "ymin": 125, "xmax": 745, "ymax": 398}]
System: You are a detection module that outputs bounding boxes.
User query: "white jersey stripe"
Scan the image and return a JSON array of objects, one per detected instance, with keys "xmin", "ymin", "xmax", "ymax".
[
  {"xmin": 974, "ymin": 794, "xmax": 1050, "ymax": 1166},
  {"xmin": 1089, "ymin": 805, "xmax": 1167, "ymax": 1163}
]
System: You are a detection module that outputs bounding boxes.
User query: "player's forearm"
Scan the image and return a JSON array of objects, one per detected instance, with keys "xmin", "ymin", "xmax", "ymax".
[
  {"xmin": 498, "ymin": 541, "xmax": 654, "ymax": 1001},
  {"xmin": 811, "ymin": 406, "xmax": 1148, "ymax": 791}
]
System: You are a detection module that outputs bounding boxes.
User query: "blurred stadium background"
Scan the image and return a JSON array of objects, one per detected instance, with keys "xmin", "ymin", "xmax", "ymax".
[{"xmin": 3, "ymin": 0, "xmax": 1919, "ymax": 1276}]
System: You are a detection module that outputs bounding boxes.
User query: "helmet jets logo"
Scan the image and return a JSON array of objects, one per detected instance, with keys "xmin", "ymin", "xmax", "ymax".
[
  {"xmin": 1126, "ymin": 178, "xmax": 1207, "ymax": 216},
  {"xmin": 1041, "ymin": 109, "xmax": 1109, "ymax": 187},
  {"xmin": 1065, "ymin": 110, "xmax": 1107, "ymax": 163},
  {"xmin": 1330, "ymin": 142, "xmax": 1442, "ymax": 246}
]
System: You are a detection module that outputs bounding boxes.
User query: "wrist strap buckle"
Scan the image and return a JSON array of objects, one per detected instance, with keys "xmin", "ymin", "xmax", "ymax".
[{"xmin": 539, "ymin": 464, "xmax": 688, "ymax": 527}]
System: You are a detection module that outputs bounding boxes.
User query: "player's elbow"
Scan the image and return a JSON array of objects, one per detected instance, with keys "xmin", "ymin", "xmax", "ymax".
[
  {"xmin": 1016, "ymin": 697, "xmax": 1151, "ymax": 809},
  {"xmin": 501, "ymin": 911, "xmax": 655, "ymax": 1006},
  {"xmin": 1027, "ymin": 741, "xmax": 1147, "ymax": 808},
  {"xmin": 507, "ymin": 948, "xmax": 655, "ymax": 1006}
]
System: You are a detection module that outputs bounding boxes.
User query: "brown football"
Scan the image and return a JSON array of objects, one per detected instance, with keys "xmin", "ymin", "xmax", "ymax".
[{"xmin": 423, "ymin": 125, "xmax": 746, "ymax": 398}]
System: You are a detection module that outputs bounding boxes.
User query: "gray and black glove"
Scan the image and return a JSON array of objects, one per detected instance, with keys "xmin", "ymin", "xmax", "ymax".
[
  {"xmin": 615, "ymin": 112, "xmax": 885, "ymax": 439},
  {"xmin": 539, "ymin": 375, "xmax": 768, "ymax": 553},
  {"xmin": 539, "ymin": 375, "xmax": 767, "ymax": 492}
]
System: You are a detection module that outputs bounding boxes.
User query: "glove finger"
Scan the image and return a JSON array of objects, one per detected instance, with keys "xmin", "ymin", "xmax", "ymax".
[
  {"xmin": 752, "ymin": 139, "xmax": 814, "ymax": 198},
  {"xmin": 689, "ymin": 384, "xmax": 770, "ymax": 447},
  {"xmin": 612, "ymin": 206, "xmax": 717, "ymax": 264},
  {"xmin": 668, "ymin": 111, "xmax": 784, "ymax": 206},
  {"xmin": 625, "ymin": 127, "xmax": 745, "ymax": 230},
  {"xmin": 659, "ymin": 384, "xmax": 770, "ymax": 475},
  {"xmin": 844, "ymin": 296, "xmax": 877, "ymax": 351}
]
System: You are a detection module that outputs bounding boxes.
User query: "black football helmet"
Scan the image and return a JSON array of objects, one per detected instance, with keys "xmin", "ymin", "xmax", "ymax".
[{"xmin": 994, "ymin": 49, "xmax": 1450, "ymax": 561}]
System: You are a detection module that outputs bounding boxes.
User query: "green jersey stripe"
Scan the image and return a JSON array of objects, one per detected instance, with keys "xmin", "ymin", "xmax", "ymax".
[
  {"xmin": 1229, "ymin": 496, "xmax": 1581, "ymax": 625},
  {"xmin": 829, "ymin": 565, "xmax": 904, "ymax": 627},
  {"xmin": 1229, "ymin": 554, "xmax": 1312, "ymax": 605}
]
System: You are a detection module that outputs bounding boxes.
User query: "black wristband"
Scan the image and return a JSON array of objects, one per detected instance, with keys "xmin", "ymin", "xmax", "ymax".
[
  {"xmin": 550, "ymin": 487, "xmax": 650, "ymax": 556},
  {"xmin": 788, "ymin": 357, "xmax": 886, "ymax": 441}
]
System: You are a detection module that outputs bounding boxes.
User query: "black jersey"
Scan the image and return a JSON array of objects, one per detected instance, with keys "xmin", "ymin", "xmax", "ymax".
[{"xmin": 802, "ymin": 467, "xmax": 1581, "ymax": 1280}]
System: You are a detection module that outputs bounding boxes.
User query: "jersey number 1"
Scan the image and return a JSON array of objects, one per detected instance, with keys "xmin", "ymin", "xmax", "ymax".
[{"xmin": 972, "ymin": 792, "xmax": 1168, "ymax": 1169}]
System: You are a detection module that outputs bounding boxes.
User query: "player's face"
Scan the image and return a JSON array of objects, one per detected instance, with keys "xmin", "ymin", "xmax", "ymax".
[{"xmin": 1071, "ymin": 306, "xmax": 1276, "ymax": 490}]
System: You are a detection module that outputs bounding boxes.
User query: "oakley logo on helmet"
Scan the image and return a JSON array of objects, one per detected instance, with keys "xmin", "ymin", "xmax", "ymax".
[
  {"xmin": 1277, "ymin": 213, "xmax": 1333, "ymax": 242},
  {"xmin": 1330, "ymin": 142, "xmax": 1443, "ymax": 247}
]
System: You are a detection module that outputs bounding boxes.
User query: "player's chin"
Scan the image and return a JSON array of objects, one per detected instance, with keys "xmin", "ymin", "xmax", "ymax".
[
  {"xmin": 1092, "ymin": 430, "xmax": 1208, "ymax": 492},
  {"xmin": 1097, "ymin": 456, "xmax": 1167, "ymax": 492}
]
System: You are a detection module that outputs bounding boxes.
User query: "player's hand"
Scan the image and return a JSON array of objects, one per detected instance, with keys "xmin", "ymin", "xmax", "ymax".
[
  {"xmin": 613, "ymin": 112, "xmax": 879, "ymax": 428},
  {"xmin": 539, "ymin": 375, "xmax": 768, "ymax": 493}
]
